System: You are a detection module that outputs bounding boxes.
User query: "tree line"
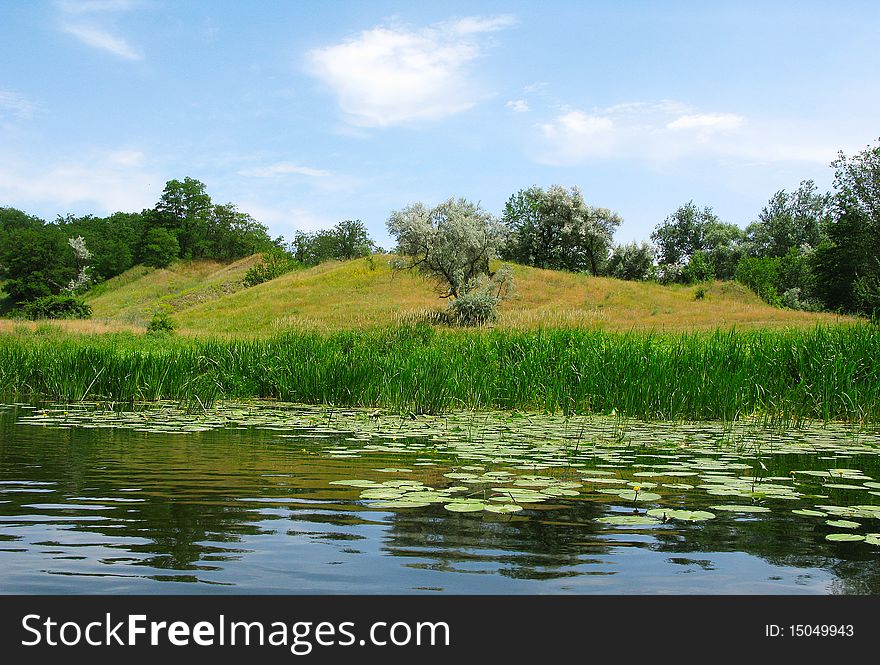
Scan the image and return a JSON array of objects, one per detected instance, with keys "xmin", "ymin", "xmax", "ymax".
[
  {"xmin": 1, "ymin": 138, "xmax": 877, "ymax": 322},
  {"xmin": 385, "ymin": 137, "xmax": 880, "ymax": 321}
]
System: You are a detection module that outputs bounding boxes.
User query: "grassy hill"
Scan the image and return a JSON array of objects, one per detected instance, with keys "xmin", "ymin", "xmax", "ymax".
[
  {"xmin": 85, "ymin": 254, "xmax": 260, "ymax": 324},
  {"xmin": 65, "ymin": 254, "xmax": 851, "ymax": 335}
]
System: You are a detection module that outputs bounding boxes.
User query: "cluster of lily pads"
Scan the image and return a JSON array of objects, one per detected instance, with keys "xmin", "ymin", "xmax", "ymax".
[{"xmin": 9, "ymin": 400, "xmax": 880, "ymax": 548}]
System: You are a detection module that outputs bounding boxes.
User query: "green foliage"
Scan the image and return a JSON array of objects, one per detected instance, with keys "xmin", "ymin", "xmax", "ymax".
[
  {"xmin": 146, "ymin": 311, "xmax": 176, "ymax": 335},
  {"xmin": 0, "ymin": 224, "xmax": 76, "ymax": 303},
  {"xmin": 446, "ymin": 267, "xmax": 513, "ymax": 326},
  {"xmin": 746, "ymin": 180, "xmax": 830, "ymax": 258},
  {"xmin": 22, "ymin": 295, "xmax": 91, "ymax": 320},
  {"xmin": 606, "ymin": 242, "xmax": 655, "ymax": 281},
  {"xmin": 141, "ymin": 227, "xmax": 180, "ymax": 268},
  {"xmin": 388, "ymin": 198, "xmax": 505, "ymax": 298},
  {"xmin": 652, "ymin": 202, "xmax": 745, "ymax": 281},
  {"xmin": 501, "ymin": 185, "xmax": 621, "ymax": 275},
  {"xmin": 243, "ymin": 248, "xmax": 301, "ymax": 287},
  {"xmin": 681, "ymin": 250, "xmax": 716, "ymax": 285},
  {"xmin": 814, "ymin": 139, "xmax": 880, "ymax": 312},
  {"xmin": 291, "ymin": 219, "xmax": 375, "ymax": 266},
  {"xmin": 736, "ymin": 256, "xmax": 782, "ymax": 306}
]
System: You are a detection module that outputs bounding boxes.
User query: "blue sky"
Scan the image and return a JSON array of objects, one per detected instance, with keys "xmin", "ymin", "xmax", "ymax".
[{"xmin": 1, "ymin": 1, "xmax": 878, "ymax": 248}]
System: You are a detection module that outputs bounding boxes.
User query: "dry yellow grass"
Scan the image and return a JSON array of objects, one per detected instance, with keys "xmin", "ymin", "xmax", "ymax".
[
  {"xmin": 0, "ymin": 318, "xmax": 143, "ymax": 335},
  {"xmin": 2, "ymin": 255, "xmax": 854, "ymax": 336},
  {"xmin": 86, "ymin": 255, "xmax": 260, "ymax": 324},
  {"xmin": 172, "ymin": 256, "xmax": 853, "ymax": 334}
]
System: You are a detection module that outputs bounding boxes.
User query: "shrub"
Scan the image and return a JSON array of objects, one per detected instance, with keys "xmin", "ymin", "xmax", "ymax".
[
  {"xmin": 681, "ymin": 251, "xmax": 716, "ymax": 284},
  {"xmin": 243, "ymin": 249, "xmax": 300, "ymax": 287},
  {"xmin": 146, "ymin": 311, "xmax": 176, "ymax": 335},
  {"xmin": 736, "ymin": 256, "xmax": 781, "ymax": 306},
  {"xmin": 22, "ymin": 295, "xmax": 91, "ymax": 320},
  {"xmin": 449, "ymin": 289, "xmax": 499, "ymax": 326},
  {"xmin": 780, "ymin": 287, "xmax": 824, "ymax": 312}
]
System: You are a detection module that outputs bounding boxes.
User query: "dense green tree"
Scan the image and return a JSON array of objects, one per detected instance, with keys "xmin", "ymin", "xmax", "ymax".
[
  {"xmin": 652, "ymin": 202, "xmax": 745, "ymax": 281},
  {"xmin": 153, "ymin": 177, "xmax": 213, "ymax": 259},
  {"xmin": 141, "ymin": 227, "xmax": 180, "ymax": 268},
  {"xmin": 813, "ymin": 139, "xmax": 880, "ymax": 312},
  {"xmin": 501, "ymin": 185, "xmax": 621, "ymax": 275},
  {"xmin": 331, "ymin": 219, "xmax": 375, "ymax": 260},
  {"xmin": 206, "ymin": 203, "xmax": 276, "ymax": 260},
  {"xmin": 290, "ymin": 220, "xmax": 375, "ymax": 266},
  {"xmin": 606, "ymin": 242, "xmax": 655, "ymax": 281},
  {"xmin": 746, "ymin": 180, "xmax": 830, "ymax": 258},
  {"xmin": 0, "ymin": 226, "xmax": 75, "ymax": 303}
]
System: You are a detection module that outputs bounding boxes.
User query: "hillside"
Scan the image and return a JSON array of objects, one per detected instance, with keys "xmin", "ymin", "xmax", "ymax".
[
  {"xmin": 61, "ymin": 254, "xmax": 855, "ymax": 334},
  {"xmin": 85, "ymin": 254, "xmax": 260, "ymax": 325}
]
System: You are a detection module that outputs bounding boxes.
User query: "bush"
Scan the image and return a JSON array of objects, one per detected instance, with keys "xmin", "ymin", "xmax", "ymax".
[
  {"xmin": 146, "ymin": 311, "xmax": 176, "ymax": 335},
  {"xmin": 448, "ymin": 289, "xmax": 499, "ymax": 326},
  {"xmin": 736, "ymin": 256, "xmax": 781, "ymax": 306},
  {"xmin": 22, "ymin": 295, "xmax": 91, "ymax": 320},
  {"xmin": 681, "ymin": 251, "xmax": 716, "ymax": 284},
  {"xmin": 780, "ymin": 287, "xmax": 824, "ymax": 312},
  {"xmin": 243, "ymin": 249, "xmax": 300, "ymax": 287}
]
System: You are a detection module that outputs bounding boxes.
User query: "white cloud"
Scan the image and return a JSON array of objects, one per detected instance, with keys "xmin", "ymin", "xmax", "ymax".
[
  {"xmin": 236, "ymin": 203, "xmax": 337, "ymax": 234},
  {"xmin": 449, "ymin": 15, "xmax": 517, "ymax": 35},
  {"xmin": 61, "ymin": 23, "xmax": 142, "ymax": 60},
  {"xmin": 306, "ymin": 15, "xmax": 514, "ymax": 127},
  {"xmin": 666, "ymin": 113, "xmax": 745, "ymax": 131},
  {"xmin": 55, "ymin": 0, "xmax": 139, "ymax": 13},
  {"xmin": 0, "ymin": 149, "xmax": 159, "ymax": 214},
  {"xmin": 238, "ymin": 162, "xmax": 331, "ymax": 178},
  {"xmin": 537, "ymin": 101, "xmax": 836, "ymax": 166},
  {"xmin": 0, "ymin": 90, "xmax": 34, "ymax": 119},
  {"xmin": 56, "ymin": 0, "xmax": 142, "ymax": 60},
  {"xmin": 506, "ymin": 99, "xmax": 529, "ymax": 113}
]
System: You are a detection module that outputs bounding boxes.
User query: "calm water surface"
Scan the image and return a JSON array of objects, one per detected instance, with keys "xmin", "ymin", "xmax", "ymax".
[{"xmin": 1, "ymin": 402, "xmax": 879, "ymax": 594}]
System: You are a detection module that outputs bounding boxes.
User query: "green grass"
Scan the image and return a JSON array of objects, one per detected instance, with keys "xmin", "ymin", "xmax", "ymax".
[
  {"xmin": 1, "ymin": 323, "xmax": 878, "ymax": 426},
  {"xmin": 71, "ymin": 255, "xmax": 855, "ymax": 334}
]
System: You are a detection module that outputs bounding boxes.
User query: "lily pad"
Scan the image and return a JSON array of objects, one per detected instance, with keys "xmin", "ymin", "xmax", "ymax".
[
  {"xmin": 792, "ymin": 509, "xmax": 827, "ymax": 517},
  {"xmin": 484, "ymin": 503, "xmax": 524, "ymax": 514},
  {"xmin": 617, "ymin": 490, "xmax": 661, "ymax": 502},
  {"xmin": 596, "ymin": 515, "xmax": 661, "ymax": 526},
  {"xmin": 647, "ymin": 508, "xmax": 715, "ymax": 522},
  {"xmin": 444, "ymin": 501, "xmax": 487, "ymax": 513},
  {"xmin": 825, "ymin": 533, "xmax": 865, "ymax": 542},
  {"xmin": 825, "ymin": 519, "xmax": 861, "ymax": 529},
  {"xmin": 709, "ymin": 504, "xmax": 771, "ymax": 513}
]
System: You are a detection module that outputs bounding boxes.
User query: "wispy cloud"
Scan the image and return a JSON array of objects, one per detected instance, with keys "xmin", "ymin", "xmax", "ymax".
[
  {"xmin": 0, "ymin": 148, "xmax": 159, "ymax": 214},
  {"xmin": 666, "ymin": 113, "xmax": 745, "ymax": 131},
  {"xmin": 506, "ymin": 99, "xmax": 529, "ymax": 113},
  {"xmin": 61, "ymin": 23, "xmax": 142, "ymax": 60},
  {"xmin": 55, "ymin": 0, "xmax": 139, "ymax": 13},
  {"xmin": 0, "ymin": 90, "xmax": 34, "ymax": 120},
  {"xmin": 56, "ymin": 0, "xmax": 142, "ymax": 60},
  {"xmin": 238, "ymin": 162, "xmax": 331, "ymax": 178},
  {"xmin": 306, "ymin": 15, "xmax": 515, "ymax": 127},
  {"xmin": 537, "ymin": 101, "xmax": 837, "ymax": 166},
  {"xmin": 235, "ymin": 202, "xmax": 338, "ymax": 234}
]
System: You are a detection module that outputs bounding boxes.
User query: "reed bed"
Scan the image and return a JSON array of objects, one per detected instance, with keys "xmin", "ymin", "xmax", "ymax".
[{"xmin": 1, "ymin": 324, "xmax": 878, "ymax": 425}]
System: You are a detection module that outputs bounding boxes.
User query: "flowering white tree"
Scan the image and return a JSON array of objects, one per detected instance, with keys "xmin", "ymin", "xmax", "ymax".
[
  {"xmin": 387, "ymin": 198, "xmax": 507, "ymax": 299},
  {"xmin": 66, "ymin": 236, "xmax": 93, "ymax": 293}
]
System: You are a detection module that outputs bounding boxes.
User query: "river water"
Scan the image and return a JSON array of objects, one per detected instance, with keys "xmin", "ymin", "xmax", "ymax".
[{"xmin": 1, "ymin": 402, "xmax": 879, "ymax": 594}]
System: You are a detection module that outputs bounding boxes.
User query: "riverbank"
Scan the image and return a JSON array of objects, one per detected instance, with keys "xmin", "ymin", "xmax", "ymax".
[{"xmin": 1, "ymin": 323, "xmax": 878, "ymax": 426}]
